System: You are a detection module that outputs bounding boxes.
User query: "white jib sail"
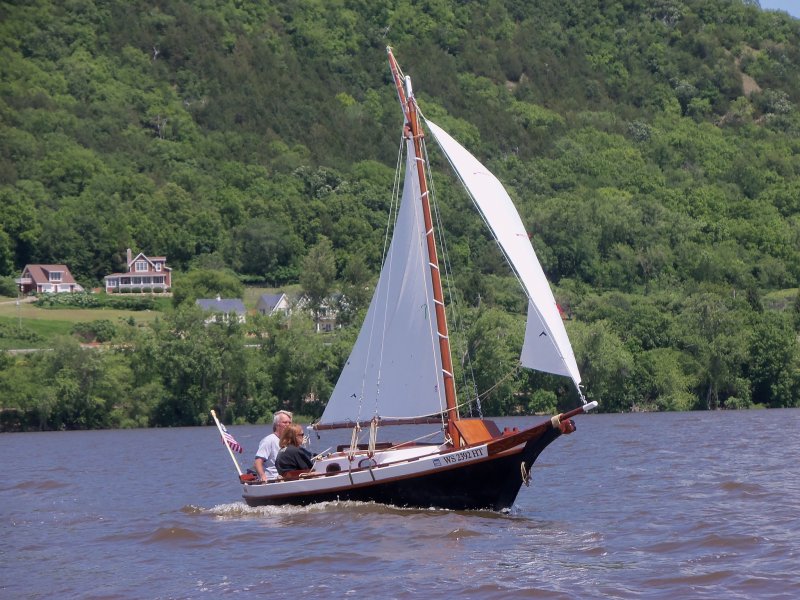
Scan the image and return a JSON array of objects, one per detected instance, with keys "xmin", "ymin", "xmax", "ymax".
[
  {"xmin": 319, "ymin": 138, "xmax": 446, "ymax": 426},
  {"xmin": 424, "ymin": 119, "xmax": 582, "ymax": 391}
]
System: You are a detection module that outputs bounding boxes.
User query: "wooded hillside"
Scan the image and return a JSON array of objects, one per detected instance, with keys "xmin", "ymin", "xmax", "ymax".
[{"xmin": 2, "ymin": 0, "xmax": 800, "ymax": 429}]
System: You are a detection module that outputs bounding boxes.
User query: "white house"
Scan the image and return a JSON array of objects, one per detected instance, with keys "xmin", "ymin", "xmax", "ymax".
[
  {"xmin": 256, "ymin": 292, "xmax": 291, "ymax": 317},
  {"xmin": 195, "ymin": 296, "xmax": 247, "ymax": 324}
]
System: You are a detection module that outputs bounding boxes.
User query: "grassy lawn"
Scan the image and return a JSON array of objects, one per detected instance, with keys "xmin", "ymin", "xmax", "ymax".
[
  {"xmin": 0, "ymin": 316, "xmax": 74, "ymax": 349},
  {"xmin": 0, "ymin": 287, "xmax": 304, "ymax": 349},
  {"xmin": 0, "ymin": 297, "xmax": 166, "ymax": 350},
  {"xmin": 0, "ymin": 301, "xmax": 164, "ymax": 324}
]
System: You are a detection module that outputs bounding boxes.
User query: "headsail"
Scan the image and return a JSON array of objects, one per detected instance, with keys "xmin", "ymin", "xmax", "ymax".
[
  {"xmin": 424, "ymin": 119, "xmax": 582, "ymax": 393},
  {"xmin": 318, "ymin": 138, "xmax": 447, "ymax": 428}
]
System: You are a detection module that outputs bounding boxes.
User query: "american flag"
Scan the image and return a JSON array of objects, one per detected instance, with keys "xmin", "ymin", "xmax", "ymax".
[{"xmin": 220, "ymin": 423, "xmax": 243, "ymax": 454}]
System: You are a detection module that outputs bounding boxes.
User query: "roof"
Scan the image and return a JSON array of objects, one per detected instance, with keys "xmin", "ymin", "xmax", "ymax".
[
  {"xmin": 257, "ymin": 293, "xmax": 288, "ymax": 311},
  {"xmin": 21, "ymin": 264, "xmax": 78, "ymax": 285},
  {"xmin": 196, "ymin": 298, "xmax": 247, "ymax": 314},
  {"xmin": 125, "ymin": 253, "xmax": 172, "ymax": 273}
]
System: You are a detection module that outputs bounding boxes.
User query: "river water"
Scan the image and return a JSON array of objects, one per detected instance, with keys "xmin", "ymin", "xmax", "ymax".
[{"xmin": 2, "ymin": 410, "xmax": 799, "ymax": 599}]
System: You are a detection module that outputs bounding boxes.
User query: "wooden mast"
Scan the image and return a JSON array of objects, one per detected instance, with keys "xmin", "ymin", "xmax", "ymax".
[{"xmin": 387, "ymin": 47, "xmax": 462, "ymax": 448}]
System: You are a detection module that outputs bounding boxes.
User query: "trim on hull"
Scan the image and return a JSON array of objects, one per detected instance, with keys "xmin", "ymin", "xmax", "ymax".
[{"xmin": 243, "ymin": 427, "xmax": 562, "ymax": 511}]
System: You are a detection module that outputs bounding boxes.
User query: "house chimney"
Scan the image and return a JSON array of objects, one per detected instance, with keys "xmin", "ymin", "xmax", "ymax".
[{"xmin": 126, "ymin": 248, "xmax": 132, "ymax": 265}]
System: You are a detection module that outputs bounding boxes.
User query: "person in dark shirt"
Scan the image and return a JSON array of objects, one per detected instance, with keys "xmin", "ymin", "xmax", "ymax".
[{"xmin": 276, "ymin": 424, "xmax": 313, "ymax": 476}]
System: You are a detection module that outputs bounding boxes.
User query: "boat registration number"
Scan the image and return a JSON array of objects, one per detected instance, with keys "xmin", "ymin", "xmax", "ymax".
[{"xmin": 439, "ymin": 446, "xmax": 486, "ymax": 466}]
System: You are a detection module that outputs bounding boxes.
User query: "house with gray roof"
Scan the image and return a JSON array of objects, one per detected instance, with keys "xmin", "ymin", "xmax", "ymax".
[
  {"xmin": 195, "ymin": 296, "xmax": 247, "ymax": 324},
  {"xmin": 256, "ymin": 292, "xmax": 291, "ymax": 317}
]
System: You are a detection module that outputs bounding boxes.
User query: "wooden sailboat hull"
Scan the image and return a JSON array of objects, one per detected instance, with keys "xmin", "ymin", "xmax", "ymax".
[{"xmin": 242, "ymin": 426, "xmax": 562, "ymax": 511}]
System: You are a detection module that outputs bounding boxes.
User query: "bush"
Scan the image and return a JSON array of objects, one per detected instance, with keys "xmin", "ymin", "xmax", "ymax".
[
  {"xmin": 107, "ymin": 296, "xmax": 156, "ymax": 311},
  {"xmin": 33, "ymin": 291, "xmax": 156, "ymax": 311},
  {"xmin": 0, "ymin": 276, "xmax": 18, "ymax": 297},
  {"xmin": 71, "ymin": 320, "xmax": 118, "ymax": 343},
  {"xmin": 35, "ymin": 292, "xmax": 100, "ymax": 309},
  {"xmin": 0, "ymin": 321, "xmax": 43, "ymax": 342}
]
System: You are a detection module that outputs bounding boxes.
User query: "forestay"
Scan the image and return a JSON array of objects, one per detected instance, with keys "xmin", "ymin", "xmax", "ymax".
[{"xmin": 424, "ymin": 119, "xmax": 582, "ymax": 393}]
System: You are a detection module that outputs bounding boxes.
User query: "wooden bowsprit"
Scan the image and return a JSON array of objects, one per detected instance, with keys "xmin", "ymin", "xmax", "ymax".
[{"xmin": 486, "ymin": 401, "xmax": 598, "ymax": 456}]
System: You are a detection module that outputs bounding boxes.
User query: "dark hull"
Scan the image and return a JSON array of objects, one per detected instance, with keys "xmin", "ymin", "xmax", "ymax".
[{"xmin": 243, "ymin": 427, "xmax": 562, "ymax": 511}]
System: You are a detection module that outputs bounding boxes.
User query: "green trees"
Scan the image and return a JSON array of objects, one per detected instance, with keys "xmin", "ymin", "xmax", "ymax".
[
  {"xmin": 748, "ymin": 312, "xmax": 799, "ymax": 408},
  {"xmin": 149, "ymin": 307, "xmax": 248, "ymax": 426},
  {"xmin": 463, "ymin": 308, "xmax": 525, "ymax": 415},
  {"xmin": 300, "ymin": 236, "xmax": 337, "ymax": 328},
  {"xmin": 1, "ymin": 0, "xmax": 800, "ymax": 428},
  {"xmin": 0, "ymin": 308, "xmax": 336, "ymax": 431},
  {"xmin": 171, "ymin": 269, "xmax": 244, "ymax": 308}
]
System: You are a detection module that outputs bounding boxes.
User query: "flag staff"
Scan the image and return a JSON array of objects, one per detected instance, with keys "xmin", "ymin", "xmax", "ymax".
[{"xmin": 211, "ymin": 409, "xmax": 243, "ymax": 477}]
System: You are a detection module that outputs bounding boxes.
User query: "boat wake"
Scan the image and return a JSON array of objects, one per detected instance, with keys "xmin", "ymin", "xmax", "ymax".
[{"xmin": 186, "ymin": 500, "xmax": 521, "ymax": 519}]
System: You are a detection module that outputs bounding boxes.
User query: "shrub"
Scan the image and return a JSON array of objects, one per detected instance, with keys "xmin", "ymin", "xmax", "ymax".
[
  {"xmin": 0, "ymin": 276, "xmax": 18, "ymax": 297},
  {"xmin": 71, "ymin": 320, "xmax": 117, "ymax": 343},
  {"xmin": 35, "ymin": 292, "xmax": 100, "ymax": 309},
  {"xmin": 0, "ymin": 321, "xmax": 43, "ymax": 342}
]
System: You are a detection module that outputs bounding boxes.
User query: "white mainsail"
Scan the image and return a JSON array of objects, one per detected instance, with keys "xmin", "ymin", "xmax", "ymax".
[
  {"xmin": 319, "ymin": 138, "xmax": 446, "ymax": 426},
  {"xmin": 424, "ymin": 119, "xmax": 582, "ymax": 393}
]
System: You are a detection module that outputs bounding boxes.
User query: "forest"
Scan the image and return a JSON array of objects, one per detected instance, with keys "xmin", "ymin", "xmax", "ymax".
[{"xmin": 2, "ymin": 0, "xmax": 800, "ymax": 431}]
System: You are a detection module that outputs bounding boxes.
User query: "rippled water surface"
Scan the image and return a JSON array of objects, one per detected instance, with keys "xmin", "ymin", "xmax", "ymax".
[{"xmin": 3, "ymin": 410, "xmax": 799, "ymax": 599}]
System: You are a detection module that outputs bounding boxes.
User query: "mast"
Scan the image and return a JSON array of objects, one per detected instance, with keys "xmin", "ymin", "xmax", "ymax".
[{"xmin": 387, "ymin": 47, "xmax": 461, "ymax": 447}]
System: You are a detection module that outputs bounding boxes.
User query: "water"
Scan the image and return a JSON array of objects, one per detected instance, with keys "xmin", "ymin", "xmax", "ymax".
[{"xmin": 2, "ymin": 410, "xmax": 799, "ymax": 599}]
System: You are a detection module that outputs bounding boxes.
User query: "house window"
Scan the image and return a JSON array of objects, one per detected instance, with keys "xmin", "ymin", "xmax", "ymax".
[
  {"xmin": 155, "ymin": 263, "xmax": 162, "ymax": 272},
  {"xmin": 108, "ymin": 279, "xmax": 117, "ymax": 287},
  {"xmin": 135, "ymin": 261, "xmax": 147, "ymax": 272},
  {"xmin": 153, "ymin": 276, "xmax": 164, "ymax": 284},
  {"xmin": 49, "ymin": 271, "xmax": 63, "ymax": 282},
  {"xmin": 132, "ymin": 277, "xmax": 142, "ymax": 285}
]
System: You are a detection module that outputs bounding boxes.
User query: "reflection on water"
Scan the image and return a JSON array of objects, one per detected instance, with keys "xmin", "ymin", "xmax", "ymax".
[{"xmin": 2, "ymin": 410, "xmax": 799, "ymax": 599}]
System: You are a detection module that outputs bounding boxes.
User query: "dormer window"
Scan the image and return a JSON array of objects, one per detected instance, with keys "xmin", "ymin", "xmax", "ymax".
[
  {"xmin": 49, "ymin": 271, "xmax": 62, "ymax": 282},
  {"xmin": 155, "ymin": 263, "xmax": 162, "ymax": 272},
  {"xmin": 135, "ymin": 260, "xmax": 147, "ymax": 272}
]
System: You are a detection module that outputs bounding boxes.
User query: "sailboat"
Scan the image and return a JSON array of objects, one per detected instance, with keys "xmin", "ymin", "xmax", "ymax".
[{"xmin": 239, "ymin": 48, "xmax": 597, "ymax": 511}]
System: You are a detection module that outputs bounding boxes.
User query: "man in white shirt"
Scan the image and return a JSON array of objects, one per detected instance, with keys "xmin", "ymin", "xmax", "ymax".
[{"xmin": 254, "ymin": 410, "xmax": 293, "ymax": 482}]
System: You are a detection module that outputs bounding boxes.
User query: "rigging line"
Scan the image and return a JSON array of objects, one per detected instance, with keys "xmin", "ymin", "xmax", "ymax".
[
  {"xmin": 424, "ymin": 148, "xmax": 460, "ymax": 423},
  {"xmin": 353, "ymin": 135, "xmax": 405, "ymax": 424},
  {"xmin": 416, "ymin": 110, "xmax": 527, "ymax": 304},
  {"xmin": 411, "ymin": 136, "xmax": 449, "ymax": 429},
  {"xmin": 475, "ymin": 364, "xmax": 520, "ymax": 402},
  {"xmin": 383, "ymin": 429, "xmax": 442, "ymax": 450},
  {"xmin": 378, "ymin": 393, "xmax": 481, "ymax": 422},
  {"xmin": 421, "ymin": 125, "xmax": 482, "ymax": 419},
  {"xmin": 417, "ymin": 135, "xmax": 451, "ymax": 429},
  {"xmin": 419, "ymin": 113, "xmax": 580, "ymax": 396},
  {"xmin": 372, "ymin": 135, "xmax": 407, "ymax": 418}
]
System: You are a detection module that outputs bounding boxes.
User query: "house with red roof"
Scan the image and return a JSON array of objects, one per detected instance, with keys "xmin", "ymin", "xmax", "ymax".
[
  {"xmin": 16, "ymin": 264, "xmax": 83, "ymax": 294},
  {"xmin": 103, "ymin": 249, "xmax": 172, "ymax": 294}
]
